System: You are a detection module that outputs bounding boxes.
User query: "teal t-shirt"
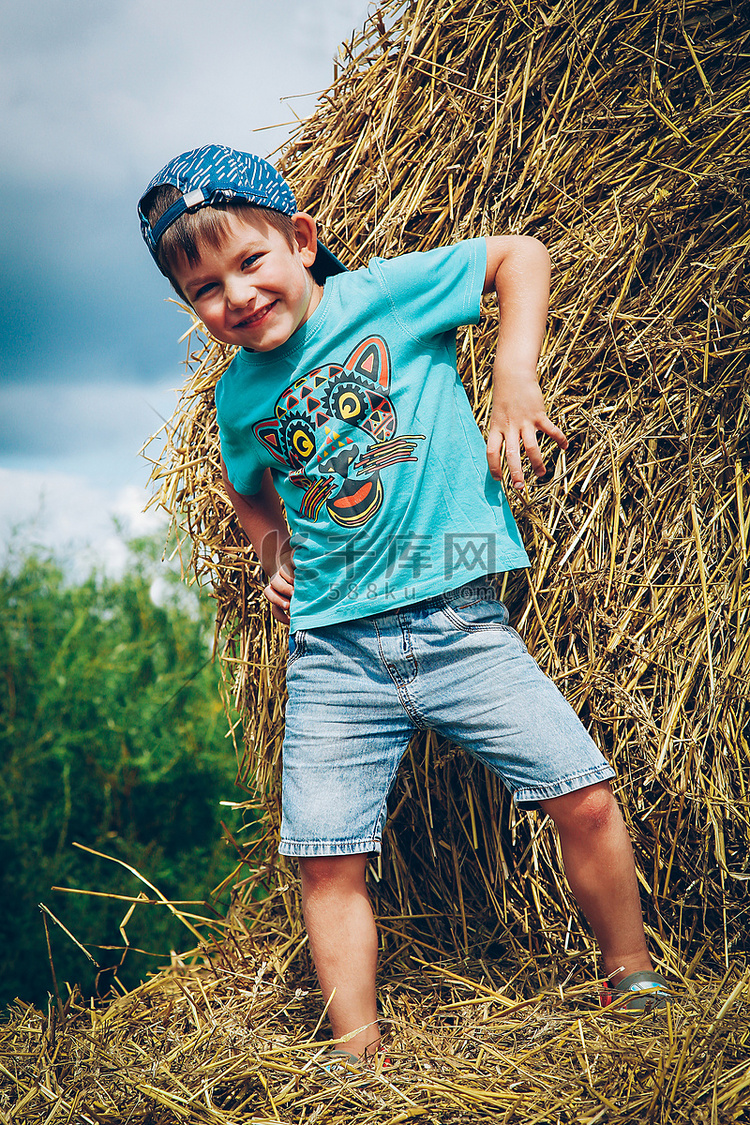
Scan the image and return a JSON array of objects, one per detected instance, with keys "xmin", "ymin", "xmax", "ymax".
[{"xmin": 215, "ymin": 238, "xmax": 530, "ymax": 630}]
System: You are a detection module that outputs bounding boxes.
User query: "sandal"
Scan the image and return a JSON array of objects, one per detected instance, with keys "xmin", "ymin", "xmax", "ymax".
[
  {"xmin": 319, "ymin": 1048, "xmax": 361, "ymax": 1074},
  {"xmin": 318, "ymin": 1046, "xmax": 391, "ymax": 1076},
  {"xmin": 600, "ymin": 970, "xmax": 673, "ymax": 1012}
]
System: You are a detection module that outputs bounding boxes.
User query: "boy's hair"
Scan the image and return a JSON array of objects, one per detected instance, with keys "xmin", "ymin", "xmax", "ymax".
[{"xmin": 141, "ymin": 184, "xmax": 298, "ymax": 295}]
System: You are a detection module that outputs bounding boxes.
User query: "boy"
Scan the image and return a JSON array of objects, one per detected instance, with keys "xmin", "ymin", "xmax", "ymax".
[{"xmin": 139, "ymin": 144, "xmax": 670, "ymax": 1061}]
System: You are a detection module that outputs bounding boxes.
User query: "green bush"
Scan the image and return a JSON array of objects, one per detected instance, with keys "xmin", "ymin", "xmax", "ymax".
[{"xmin": 0, "ymin": 537, "xmax": 249, "ymax": 1009}]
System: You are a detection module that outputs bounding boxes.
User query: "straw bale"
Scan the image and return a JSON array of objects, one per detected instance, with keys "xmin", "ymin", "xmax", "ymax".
[{"xmin": 145, "ymin": 0, "xmax": 750, "ymax": 971}]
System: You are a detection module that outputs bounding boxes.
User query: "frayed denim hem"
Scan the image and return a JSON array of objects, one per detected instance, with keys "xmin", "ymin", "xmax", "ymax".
[
  {"xmin": 514, "ymin": 763, "xmax": 616, "ymax": 807},
  {"xmin": 278, "ymin": 837, "xmax": 382, "ymax": 858}
]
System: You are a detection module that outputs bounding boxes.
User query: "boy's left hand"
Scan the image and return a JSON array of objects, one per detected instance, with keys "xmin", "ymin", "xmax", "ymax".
[{"xmin": 486, "ymin": 372, "xmax": 568, "ymax": 491}]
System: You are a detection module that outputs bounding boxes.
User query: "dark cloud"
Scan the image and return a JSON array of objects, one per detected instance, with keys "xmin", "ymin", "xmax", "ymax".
[
  {"xmin": 0, "ymin": 379, "xmax": 177, "ymax": 460},
  {"xmin": 0, "ymin": 0, "xmax": 373, "ymax": 556},
  {"xmin": 1, "ymin": 0, "xmax": 373, "ymax": 389},
  {"xmin": 0, "ymin": 181, "xmax": 183, "ymax": 386}
]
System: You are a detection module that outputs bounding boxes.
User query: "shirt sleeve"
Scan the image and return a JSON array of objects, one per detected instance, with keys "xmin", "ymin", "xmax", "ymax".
[{"xmin": 370, "ymin": 239, "xmax": 486, "ymax": 342}]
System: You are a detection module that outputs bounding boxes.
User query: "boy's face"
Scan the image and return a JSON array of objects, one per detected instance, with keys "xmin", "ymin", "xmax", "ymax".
[{"xmin": 172, "ymin": 211, "xmax": 322, "ymax": 352}]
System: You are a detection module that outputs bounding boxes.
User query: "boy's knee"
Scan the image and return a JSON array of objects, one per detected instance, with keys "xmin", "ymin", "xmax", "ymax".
[
  {"xmin": 541, "ymin": 782, "xmax": 620, "ymax": 835},
  {"xmin": 299, "ymin": 853, "xmax": 368, "ymax": 893}
]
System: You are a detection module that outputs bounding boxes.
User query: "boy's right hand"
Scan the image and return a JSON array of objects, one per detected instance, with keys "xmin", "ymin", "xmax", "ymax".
[
  {"xmin": 486, "ymin": 372, "xmax": 568, "ymax": 491},
  {"xmin": 265, "ymin": 562, "xmax": 295, "ymax": 625}
]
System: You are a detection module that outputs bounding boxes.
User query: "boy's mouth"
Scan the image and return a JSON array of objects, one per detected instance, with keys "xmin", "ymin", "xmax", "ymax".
[{"xmin": 234, "ymin": 301, "xmax": 278, "ymax": 330}]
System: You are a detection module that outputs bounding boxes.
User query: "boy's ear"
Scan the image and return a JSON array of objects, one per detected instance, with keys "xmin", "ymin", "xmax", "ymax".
[{"xmin": 292, "ymin": 212, "xmax": 318, "ymax": 267}]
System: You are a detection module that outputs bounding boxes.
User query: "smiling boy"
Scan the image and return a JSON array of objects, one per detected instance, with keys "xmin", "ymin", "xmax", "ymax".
[{"xmin": 139, "ymin": 145, "xmax": 670, "ymax": 1063}]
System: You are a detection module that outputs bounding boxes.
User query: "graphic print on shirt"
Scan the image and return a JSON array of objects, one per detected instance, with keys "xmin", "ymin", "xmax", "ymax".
[{"xmin": 253, "ymin": 336, "xmax": 425, "ymax": 528}]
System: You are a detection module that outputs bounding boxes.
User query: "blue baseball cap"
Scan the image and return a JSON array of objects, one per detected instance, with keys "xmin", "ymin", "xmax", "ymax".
[{"xmin": 138, "ymin": 144, "xmax": 347, "ymax": 280}]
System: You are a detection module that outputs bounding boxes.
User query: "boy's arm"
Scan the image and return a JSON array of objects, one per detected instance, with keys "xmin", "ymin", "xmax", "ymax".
[
  {"xmin": 483, "ymin": 236, "xmax": 568, "ymax": 491},
  {"xmin": 221, "ymin": 461, "xmax": 295, "ymax": 624}
]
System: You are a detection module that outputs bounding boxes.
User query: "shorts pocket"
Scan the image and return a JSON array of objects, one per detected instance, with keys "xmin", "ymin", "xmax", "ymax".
[{"xmin": 442, "ymin": 592, "xmax": 528, "ymax": 652}]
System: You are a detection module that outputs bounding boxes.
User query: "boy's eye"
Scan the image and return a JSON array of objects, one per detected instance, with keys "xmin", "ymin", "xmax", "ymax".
[
  {"xmin": 242, "ymin": 254, "xmax": 261, "ymax": 269},
  {"xmin": 194, "ymin": 282, "xmax": 217, "ymax": 300}
]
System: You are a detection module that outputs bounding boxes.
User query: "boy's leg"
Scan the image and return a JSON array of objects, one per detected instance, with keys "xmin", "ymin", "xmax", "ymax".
[
  {"xmin": 299, "ymin": 853, "xmax": 380, "ymax": 1058},
  {"xmin": 387, "ymin": 584, "xmax": 654, "ymax": 985},
  {"xmin": 281, "ymin": 618, "xmax": 416, "ymax": 1059},
  {"xmin": 539, "ymin": 781, "xmax": 652, "ymax": 982}
]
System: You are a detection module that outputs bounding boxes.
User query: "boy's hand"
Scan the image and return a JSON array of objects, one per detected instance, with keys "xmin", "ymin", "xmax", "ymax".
[
  {"xmin": 265, "ymin": 561, "xmax": 295, "ymax": 625},
  {"xmin": 487, "ymin": 370, "xmax": 568, "ymax": 491}
]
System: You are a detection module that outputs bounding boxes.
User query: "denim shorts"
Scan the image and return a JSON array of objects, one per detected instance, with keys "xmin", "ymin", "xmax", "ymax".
[{"xmin": 279, "ymin": 581, "xmax": 614, "ymax": 857}]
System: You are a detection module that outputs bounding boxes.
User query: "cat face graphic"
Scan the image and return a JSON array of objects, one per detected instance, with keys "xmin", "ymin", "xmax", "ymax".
[{"xmin": 253, "ymin": 336, "xmax": 423, "ymax": 528}]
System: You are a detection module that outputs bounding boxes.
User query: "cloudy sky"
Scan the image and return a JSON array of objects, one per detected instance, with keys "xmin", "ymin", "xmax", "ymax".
[{"xmin": 0, "ymin": 0, "xmax": 373, "ymax": 573}]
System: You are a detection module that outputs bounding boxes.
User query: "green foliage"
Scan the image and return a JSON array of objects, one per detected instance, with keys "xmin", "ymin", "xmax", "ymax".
[{"xmin": 0, "ymin": 536, "xmax": 248, "ymax": 1009}]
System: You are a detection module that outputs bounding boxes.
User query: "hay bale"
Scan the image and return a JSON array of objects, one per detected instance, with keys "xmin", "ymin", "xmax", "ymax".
[{"xmin": 147, "ymin": 0, "xmax": 750, "ymax": 974}]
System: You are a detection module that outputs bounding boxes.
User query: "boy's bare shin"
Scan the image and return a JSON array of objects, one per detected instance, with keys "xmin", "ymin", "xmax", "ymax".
[
  {"xmin": 540, "ymin": 782, "xmax": 652, "ymax": 982},
  {"xmin": 299, "ymin": 854, "xmax": 380, "ymax": 1058}
]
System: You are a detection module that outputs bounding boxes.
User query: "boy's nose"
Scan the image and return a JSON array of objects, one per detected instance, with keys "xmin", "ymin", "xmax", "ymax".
[{"xmin": 225, "ymin": 275, "xmax": 255, "ymax": 309}]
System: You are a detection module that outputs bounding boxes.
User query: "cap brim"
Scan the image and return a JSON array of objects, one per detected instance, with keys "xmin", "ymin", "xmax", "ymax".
[{"xmin": 314, "ymin": 243, "xmax": 348, "ymax": 281}]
